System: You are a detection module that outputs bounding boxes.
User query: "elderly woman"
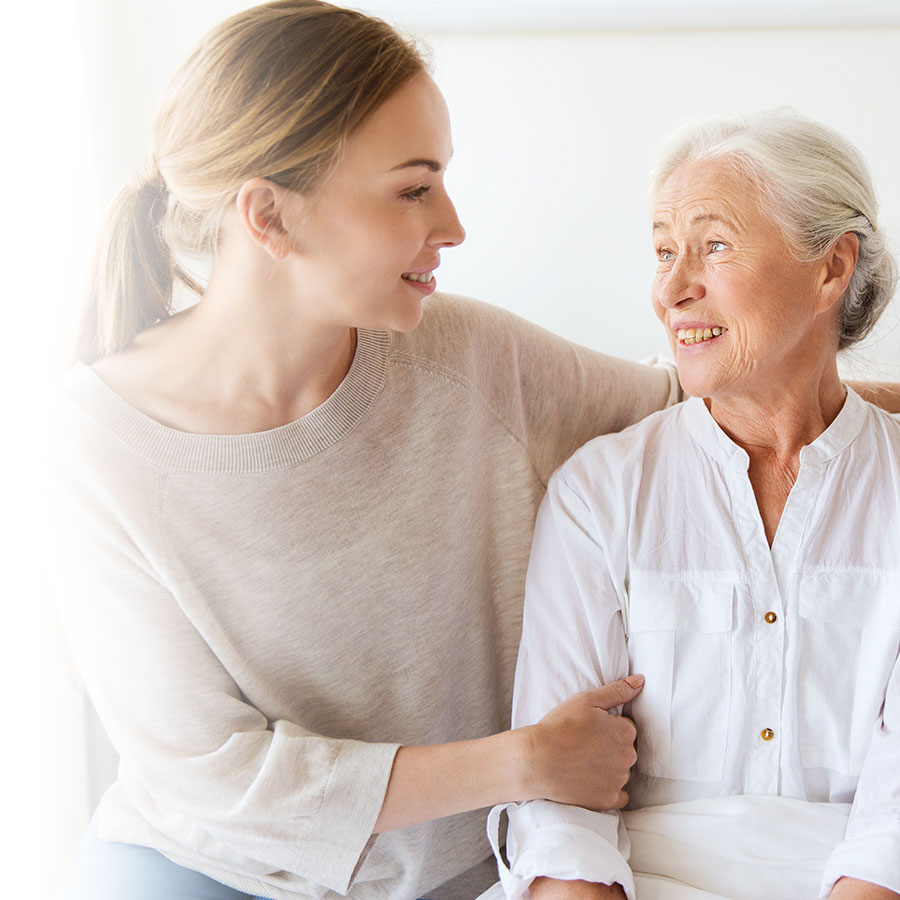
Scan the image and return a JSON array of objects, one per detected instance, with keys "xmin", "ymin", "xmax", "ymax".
[{"xmin": 488, "ymin": 112, "xmax": 900, "ymax": 900}]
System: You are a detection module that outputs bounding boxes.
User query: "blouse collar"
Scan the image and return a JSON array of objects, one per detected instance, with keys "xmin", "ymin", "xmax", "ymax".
[{"xmin": 682, "ymin": 386, "xmax": 869, "ymax": 473}]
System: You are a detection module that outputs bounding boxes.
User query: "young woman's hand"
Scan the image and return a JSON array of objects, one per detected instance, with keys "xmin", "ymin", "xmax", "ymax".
[
  {"xmin": 374, "ymin": 675, "xmax": 643, "ymax": 833},
  {"xmin": 522, "ymin": 675, "xmax": 643, "ymax": 810}
]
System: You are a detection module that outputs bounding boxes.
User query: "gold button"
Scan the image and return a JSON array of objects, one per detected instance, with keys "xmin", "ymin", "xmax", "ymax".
[
  {"xmin": 764, "ymin": 611, "xmax": 777, "ymax": 624},
  {"xmin": 761, "ymin": 728, "xmax": 775, "ymax": 741}
]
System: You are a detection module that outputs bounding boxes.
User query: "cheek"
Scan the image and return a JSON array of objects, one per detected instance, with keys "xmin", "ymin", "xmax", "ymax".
[{"xmin": 650, "ymin": 280, "xmax": 666, "ymax": 322}]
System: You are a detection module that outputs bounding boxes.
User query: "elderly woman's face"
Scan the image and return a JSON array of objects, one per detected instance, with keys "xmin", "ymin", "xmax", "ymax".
[{"xmin": 651, "ymin": 159, "xmax": 826, "ymax": 401}]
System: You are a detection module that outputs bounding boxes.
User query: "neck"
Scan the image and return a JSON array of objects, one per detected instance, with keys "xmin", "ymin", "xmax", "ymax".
[
  {"xmin": 708, "ymin": 363, "xmax": 846, "ymax": 462},
  {"xmin": 122, "ymin": 240, "xmax": 360, "ymax": 434},
  {"xmin": 706, "ymin": 358, "xmax": 845, "ymax": 547}
]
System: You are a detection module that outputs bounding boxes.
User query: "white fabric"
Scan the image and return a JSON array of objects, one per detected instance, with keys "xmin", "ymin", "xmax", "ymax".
[
  {"xmin": 500, "ymin": 390, "xmax": 900, "ymax": 898},
  {"xmin": 483, "ymin": 795, "xmax": 852, "ymax": 900}
]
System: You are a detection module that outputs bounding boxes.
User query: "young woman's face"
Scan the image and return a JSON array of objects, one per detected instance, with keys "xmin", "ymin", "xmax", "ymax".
[{"xmin": 285, "ymin": 72, "xmax": 465, "ymax": 332}]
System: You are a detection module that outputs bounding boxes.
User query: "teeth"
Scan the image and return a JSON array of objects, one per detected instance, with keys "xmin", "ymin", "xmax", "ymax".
[
  {"xmin": 676, "ymin": 326, "xmax": 726, "ymax": 345},
  {"xmin": 402, "ymin": 271, "xmax": 434, "ymax": 284}
]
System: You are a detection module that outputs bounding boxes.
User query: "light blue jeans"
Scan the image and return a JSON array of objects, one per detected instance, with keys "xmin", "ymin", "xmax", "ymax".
[{"xmin": 55, "ymin": 816, "xmax": 273, "ymax": 900}]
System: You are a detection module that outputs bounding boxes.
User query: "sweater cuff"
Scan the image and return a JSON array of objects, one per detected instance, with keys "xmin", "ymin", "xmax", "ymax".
[
  {"xmin": 819, "ymin": 834, "xmax": 900, "ymax": 898},
  {"xmin": 296, "ymin": 739, "xmax": 400, "ymax": 893},
  {"xmin": 641, "ymin": 354, "xmax": 683, "ymax": 405}
]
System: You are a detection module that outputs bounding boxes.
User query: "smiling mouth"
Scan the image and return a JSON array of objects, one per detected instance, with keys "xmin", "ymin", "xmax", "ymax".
[
  {"xmin": 676, "ymin": 327, "xmax": 727, "ymax": 345},
  {"xmin": 402, "ymin": 271, "xmax": 434, "ymax": 284}
]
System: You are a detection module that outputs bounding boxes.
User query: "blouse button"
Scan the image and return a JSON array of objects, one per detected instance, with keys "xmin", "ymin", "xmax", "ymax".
[
  {"xmin": 764, "ymin": 611, "xmax": 778, "ymax": 624},
  {"xmin": 761, "ymin": 728, "xmax": 775, "ymax": 742}
]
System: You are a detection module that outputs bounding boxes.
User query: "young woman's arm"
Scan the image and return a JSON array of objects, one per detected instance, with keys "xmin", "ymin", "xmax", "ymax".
[
  {"xmin": 847, "ymin": 381, "xmax": 900, "ymax": 413},
  {"xmin": 374, "ymin": 677, "xmax": 642, "ymax": 833}
]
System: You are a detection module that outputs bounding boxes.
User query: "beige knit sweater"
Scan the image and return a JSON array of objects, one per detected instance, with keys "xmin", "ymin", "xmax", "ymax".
[{"xmin": 51, "ymin": 295, "xmax": 678, "ymax": 900}]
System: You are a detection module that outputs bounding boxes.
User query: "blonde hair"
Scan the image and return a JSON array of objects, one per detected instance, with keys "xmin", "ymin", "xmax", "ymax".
[
  {"xmin": 649, "ymin": 110, "xmax": 898, "ymax": 350},
  {"xmin": 76, "ymin": 0, "xmax": 425, "ymax": 363}
]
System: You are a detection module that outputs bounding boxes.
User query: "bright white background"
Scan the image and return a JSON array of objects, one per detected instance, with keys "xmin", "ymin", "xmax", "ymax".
[{"xmin": 5, "ymin": 1, "xmax": 900, "ymax": 897}]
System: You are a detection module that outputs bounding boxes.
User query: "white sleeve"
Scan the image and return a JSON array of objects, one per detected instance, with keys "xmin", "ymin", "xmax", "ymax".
[
  {"xmin": 497, "ymin": 469, "xmax": 636, "ymax": 900},
  {"xmin": 819, "ymin": 651, "xmax": 900, "ymax": 896}
]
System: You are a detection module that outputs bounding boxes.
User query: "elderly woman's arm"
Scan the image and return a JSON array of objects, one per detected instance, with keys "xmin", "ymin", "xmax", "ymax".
[
  {"xmin": 822, "ymin": 653, "xmax": 900, "ymax": 897},
  {"xmin": 530, "ymin": 878, "xmax": 626, "ymax": 899},
  {"xmin": 830, "ymin": 879, "xmax": 900, "ymax": 899},
  {"xmin": 499, "ymin": 469, "xmax": 638, "ymax": 899}
]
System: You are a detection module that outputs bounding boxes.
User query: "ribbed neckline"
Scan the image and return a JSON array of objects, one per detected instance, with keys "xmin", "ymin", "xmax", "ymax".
[
  {"xmin": 683, "ymin": 386, "xmax": 867, "ymax": 472},
  {"xmin": 61, "ymin": 328, "xmax": 392, "ymax": 474}
]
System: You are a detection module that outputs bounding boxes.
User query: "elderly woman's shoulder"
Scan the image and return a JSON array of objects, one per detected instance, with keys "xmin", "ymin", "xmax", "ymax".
[
  {"xmin": 552, "ymin": 402, "xmax": 685, "ymax": 491},
  {"xmin": 864, "ymin": 398, "xmax": 900, "ymax": 439}
]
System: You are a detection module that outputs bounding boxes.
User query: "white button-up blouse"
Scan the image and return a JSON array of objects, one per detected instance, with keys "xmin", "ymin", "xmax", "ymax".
[{"xmin": 504, "ymin": 389, "xmax": 900, "ymax": 898}]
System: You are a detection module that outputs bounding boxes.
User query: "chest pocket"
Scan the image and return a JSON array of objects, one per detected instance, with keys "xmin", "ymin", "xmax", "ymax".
[
  {"xmin": 626, "ymin": 576, "xmax": 734, "ymax": 782},
  {"xmin": 798, "ymin": 571, "xmax": 900, "ymax": 776}
]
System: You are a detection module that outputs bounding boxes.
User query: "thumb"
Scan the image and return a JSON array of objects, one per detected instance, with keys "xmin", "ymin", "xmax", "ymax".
[{"xmin": 590, "ymin": 674, "xmax": 644, "ymax": 711}]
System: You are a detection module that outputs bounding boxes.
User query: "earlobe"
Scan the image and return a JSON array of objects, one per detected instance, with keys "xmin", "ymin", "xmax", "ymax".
[
  {"xmin": 817, "ymin": 232, "xmax": 859, "ymax": 314},
  {"xmin": 235, "ymin": 178, "xmax": 293, "ymax": 260}
]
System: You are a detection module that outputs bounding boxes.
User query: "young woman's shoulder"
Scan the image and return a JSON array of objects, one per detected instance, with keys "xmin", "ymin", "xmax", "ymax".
[
  {"xmin": 395, "ymin": 292, "xmax": 577, "ymax": 374},
  {"xmin": 413, "ymin": 292, "xmax": 534, "ymax": 340}
]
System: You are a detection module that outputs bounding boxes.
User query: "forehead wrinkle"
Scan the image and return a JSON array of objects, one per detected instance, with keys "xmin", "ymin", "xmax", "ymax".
[
  {"xmin": 653, "ymin": 196, "xmax": 747, "ymax": 236},
  {"xmin": 689, "ymin": 212, "xmax": 738, "ymax": 230}
]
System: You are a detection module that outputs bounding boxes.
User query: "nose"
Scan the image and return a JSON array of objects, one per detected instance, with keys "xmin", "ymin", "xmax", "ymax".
[
  {"xmin": 655, "ymin": 254, "xmax": 705, "ymax": 310},
  {"xmin": 429, "ymin": 187, "xmax": 466, "ymax": 248}
]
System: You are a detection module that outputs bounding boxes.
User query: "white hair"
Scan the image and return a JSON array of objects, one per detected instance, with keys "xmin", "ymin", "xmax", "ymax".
[{"xmin": 649, "ymin": 109, "xmax": 898, "ymax": 350}]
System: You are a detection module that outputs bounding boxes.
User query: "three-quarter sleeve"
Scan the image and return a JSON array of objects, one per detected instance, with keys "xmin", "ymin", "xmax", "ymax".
[
  {"xmin": 819, "ymin": 651, "xmax": 900, "ymax": 897},
  {"xmin": 499, "ymin": 470, "xmax": 637, "ymax": 899},
  {"xmin": 52, "ymin": 455, "xmax": 400, "ymax": 895}
]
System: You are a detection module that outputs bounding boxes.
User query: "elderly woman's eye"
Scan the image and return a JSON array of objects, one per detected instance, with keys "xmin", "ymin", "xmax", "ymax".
[
  {"xmin": 709, "ymin": 240, "xmax": 728, "ymax": 253},
  {"xmin": 657, "ymin": 247, "xmax": 675, "ymax": 262}
]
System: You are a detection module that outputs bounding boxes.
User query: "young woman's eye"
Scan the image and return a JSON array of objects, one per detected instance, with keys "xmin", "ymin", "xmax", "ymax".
[
  {"xmin": 709, "ymin": 240, "xmax": 728, "ymax": 253},
  {"xmin": 401, "ymin": 185, "xmax": 431, "ymax": 202}
]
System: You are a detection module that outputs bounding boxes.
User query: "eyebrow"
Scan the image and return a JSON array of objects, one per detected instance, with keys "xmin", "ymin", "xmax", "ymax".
[
  {"xmin": 389, "ymin": 154, "xmax": 452, "ymax": 173},
  {"xmin": 653, "ymin": 213, "xmax": 736, "ymax": 232}
]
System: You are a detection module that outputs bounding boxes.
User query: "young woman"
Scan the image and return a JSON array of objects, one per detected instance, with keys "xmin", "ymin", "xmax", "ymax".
[{"xmin": 52, "ymin": 3, "xmax": 678, "ymax": 899}]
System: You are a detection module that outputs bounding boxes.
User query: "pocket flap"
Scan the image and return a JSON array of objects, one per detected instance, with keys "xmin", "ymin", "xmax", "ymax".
[
  {"xmin": 799, "ymin": 571, "xmax": 900, "ymax": 629},
  {"xmin": 627, "ymin": 576, "xmax": 734, "ymax": 634}
]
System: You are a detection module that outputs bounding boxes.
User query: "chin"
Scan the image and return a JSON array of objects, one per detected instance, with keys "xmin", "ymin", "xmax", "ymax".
[
  {"xmin": 387, "ymin": 299, "xmax": 426, "ymax": 333},
  {"xmin": 675, "ymin": 366, "xmax": 720, "ymax": 400}
]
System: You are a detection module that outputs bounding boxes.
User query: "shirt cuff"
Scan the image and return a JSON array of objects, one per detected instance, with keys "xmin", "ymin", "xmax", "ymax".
[
  {"xmin": 819, "ymin": 833, "xmax": 900, "ymax": 897},
  {"xmin": 498, "ymin": 802, "xmax": 634, "ymax": 900}
]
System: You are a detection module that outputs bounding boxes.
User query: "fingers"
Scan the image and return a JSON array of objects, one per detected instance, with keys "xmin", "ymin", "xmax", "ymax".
[
  {"xmin": 589, "ymin": 674, "xmax": 645, "ymax": 711},
  {"xmin": 586, "ymin": 786, "xmax": 631, "ymax": 812}
]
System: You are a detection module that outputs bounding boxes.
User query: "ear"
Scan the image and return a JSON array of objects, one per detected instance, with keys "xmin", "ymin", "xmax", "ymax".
[
  {"xmin": 235, "ymin": 178, "xmax": 294, "ymax": 260},
  {"xmin": 815, "ymin": 232, "xmax": 859, "ymax": 316}
]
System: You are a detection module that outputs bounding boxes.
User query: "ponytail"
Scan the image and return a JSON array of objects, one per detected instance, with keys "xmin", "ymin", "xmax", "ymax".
[{"xmin": 74, "ymin": 157, "xmax": 201, "ymax": 364}]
